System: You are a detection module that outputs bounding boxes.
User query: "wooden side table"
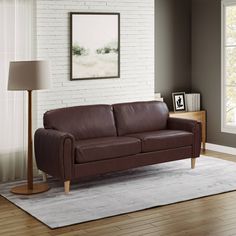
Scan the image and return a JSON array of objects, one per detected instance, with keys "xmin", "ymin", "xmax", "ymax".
[{"xmin": 169, "ymin": 110, "xmax": 206, "ymax": 151}]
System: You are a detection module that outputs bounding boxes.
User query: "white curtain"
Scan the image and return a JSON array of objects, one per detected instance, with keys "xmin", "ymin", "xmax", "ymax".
[{"xmin": 0, "ymin": 0, "xmax": 35, "ymax": 182}]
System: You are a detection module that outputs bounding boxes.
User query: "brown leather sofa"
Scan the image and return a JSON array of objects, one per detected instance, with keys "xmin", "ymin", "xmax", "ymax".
[{"xmin": 34, "ymin": 101, "xmax": 201, "ymax": 193}]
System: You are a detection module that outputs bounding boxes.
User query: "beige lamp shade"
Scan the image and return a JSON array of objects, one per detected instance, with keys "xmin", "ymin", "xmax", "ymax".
[{"xmin": 8, "ymin": 60, "xmax": 50, "ymax": 91}]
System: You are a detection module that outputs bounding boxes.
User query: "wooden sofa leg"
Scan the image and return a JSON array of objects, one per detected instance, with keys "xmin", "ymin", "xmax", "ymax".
[
  {"xmin": 64, "ymin": 181, "xmax": 70, "ymax": 194},
  {"xmin": 191, "ymin": 158, "xmax": 196, "ymax": 169},
  {"xmin": 42, "ymin": 172, "xmax": 47, "ymax": 182}
]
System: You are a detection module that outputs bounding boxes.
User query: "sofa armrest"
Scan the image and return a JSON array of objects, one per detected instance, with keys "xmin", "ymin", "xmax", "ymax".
[
  {"xmin": 167, "ymin": 117, "xmax": 198, "ymax": 132},
  {"xmin": 34, "ymin": 128, "xmax": 75, "ymax": 181},
  {"xmin": 167, "ymin": 117, "xmax": 202, "ymax": 158}
]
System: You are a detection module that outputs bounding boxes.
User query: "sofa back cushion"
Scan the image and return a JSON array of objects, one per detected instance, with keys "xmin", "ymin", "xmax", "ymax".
[
  {"xmin": 113, "ymin": 101, "xmax": 169, "ymax": 136},
  {"xmin": 44, "ymin": 105, "xmax": 117, "ymax": 140}
]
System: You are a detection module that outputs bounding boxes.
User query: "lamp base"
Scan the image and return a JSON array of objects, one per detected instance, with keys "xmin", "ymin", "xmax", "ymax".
[{"xmin": 11, "ymin": 183, "xmax": 50, "ymax": 195}]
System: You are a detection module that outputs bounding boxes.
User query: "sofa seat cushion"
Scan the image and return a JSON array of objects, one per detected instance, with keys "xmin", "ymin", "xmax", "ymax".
[
  {"xmin": 127, "ymin": 130, "xmax": 193, "ymax": 152},
  {"xmin": 75, "ymin": 137, "xmax": 141, "ymax": 163}
]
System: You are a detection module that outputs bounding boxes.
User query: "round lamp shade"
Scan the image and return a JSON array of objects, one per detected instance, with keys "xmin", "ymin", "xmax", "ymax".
[{"xmin": 8, "ymin": 60, "xmax": 50, "ymax": 91}]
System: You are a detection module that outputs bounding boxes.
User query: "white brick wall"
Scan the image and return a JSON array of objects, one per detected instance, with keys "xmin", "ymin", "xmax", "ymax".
[{"xmin": 35, "ymin": 0, "xmax": 155, "ymax": 127}]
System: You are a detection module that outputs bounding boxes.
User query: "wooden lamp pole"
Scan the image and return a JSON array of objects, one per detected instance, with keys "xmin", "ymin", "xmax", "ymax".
[
  {"xmin": 11, "ymin": 90, "xmax": 50, "ymax": 195},
  {"xmin": 27, "ymin": 90, "xmax": 33, "ymax": 190}
]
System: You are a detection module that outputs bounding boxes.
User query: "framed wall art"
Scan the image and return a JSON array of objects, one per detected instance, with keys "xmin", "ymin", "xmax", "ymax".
[
  {"xmin": 172, "ymin": 92, "xmax": 186, "ymax": 112},
  {"xmin": 70, "ymin": 12, "xmax": 120, "ymax": 80}
]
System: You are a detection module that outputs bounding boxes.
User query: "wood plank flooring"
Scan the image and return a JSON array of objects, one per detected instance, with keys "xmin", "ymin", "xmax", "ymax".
[{"xmin": 1, "ymin": 150, "xmax": 236, "ymax": 236}]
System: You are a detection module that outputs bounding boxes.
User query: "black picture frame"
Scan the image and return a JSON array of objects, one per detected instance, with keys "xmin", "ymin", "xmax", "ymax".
[
  {"xmin": 70, "ymin": 12, "xmax": 120, "ymax": 80},
  {"xmin": 172, "ymin": 92, "xmax": 186, "ymax": 112}
]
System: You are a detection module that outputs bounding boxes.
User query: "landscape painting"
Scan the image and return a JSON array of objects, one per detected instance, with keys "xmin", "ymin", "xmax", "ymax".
[{"xmin": 71, "ymin": 13, "xmax": 120, "ymax": 80}]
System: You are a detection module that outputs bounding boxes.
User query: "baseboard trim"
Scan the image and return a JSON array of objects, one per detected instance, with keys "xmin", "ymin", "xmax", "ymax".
[{"xmin": 206, "ymin": 143, "xmax": 236, "ymax": 155}]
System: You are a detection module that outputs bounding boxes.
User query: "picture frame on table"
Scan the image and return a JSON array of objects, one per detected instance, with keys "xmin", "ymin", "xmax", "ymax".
[{"xmin": 172, "ymin": 92, "xmax": 186, "ymax": 112}]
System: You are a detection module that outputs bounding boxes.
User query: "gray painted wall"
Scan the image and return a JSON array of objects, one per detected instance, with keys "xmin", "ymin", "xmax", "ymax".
[
  {"xmin": 191, "ymin": 0, "xmax": 236, "ymax": 147},
  {"xmin": 155, "ymin": 0, "xmax": 236, "ymax": 147},
  {"xmin": 155, "ymin": 0, "xmax": 191, "ymax": 109}
]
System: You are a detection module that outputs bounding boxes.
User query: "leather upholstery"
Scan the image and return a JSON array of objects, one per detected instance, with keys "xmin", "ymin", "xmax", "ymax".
[
  {"xmin": 75, "ymin": 137, "xmax": 141, "ymax": 163},
  {"xmin": 113, "ymin": 101, "xmax": 169, "ymax": 136},
  {"xmin": 34, "ymin": 128, "xmax": 74, "ymax": 181},
  {"xmin": 194, "ymin": 122, "xmax": 202, "ymax": 158},
  {"xmin": 34, "ymin": 101, "xmax": 202, "ymax": 185},
  {"xmin": 168, "ymin": 117, "xmax": 199, "ymax": 133},
  {"xmin": 73, "ymin": 146, "xmax": 192, "ymax": 178},
  {"xmin": 127, "ymin": 130, "xmax": 193, "ymax": 152},
  {"xmin": 167, "ymin": 117, "xmax": 202, "ymax": 157},
  {"xmin": 44, "ymin": 105, "xmax": 116, "ymax": 140}
]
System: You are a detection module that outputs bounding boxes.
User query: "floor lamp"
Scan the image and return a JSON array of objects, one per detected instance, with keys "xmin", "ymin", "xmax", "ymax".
[{"xmin": 8, "ymin": 60, "xmax": 50, "ymax": 195}]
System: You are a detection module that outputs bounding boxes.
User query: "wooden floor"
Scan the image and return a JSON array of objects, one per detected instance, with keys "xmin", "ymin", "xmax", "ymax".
[{"xmin": 1, "ymin": 150, "xmax": 236, "ymax": 236}]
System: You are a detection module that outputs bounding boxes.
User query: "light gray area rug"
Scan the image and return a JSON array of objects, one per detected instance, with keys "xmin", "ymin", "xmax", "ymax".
[{"xmin": 1, "ymin": 156, "xmax": 236, "ymax": 228}]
